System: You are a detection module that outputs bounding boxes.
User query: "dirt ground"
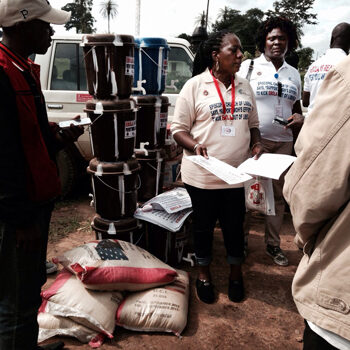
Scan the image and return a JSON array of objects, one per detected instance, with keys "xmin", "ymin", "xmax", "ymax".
[{"xmin": 43, "ymin": 192, "xmax": 305, "ymax": 350}]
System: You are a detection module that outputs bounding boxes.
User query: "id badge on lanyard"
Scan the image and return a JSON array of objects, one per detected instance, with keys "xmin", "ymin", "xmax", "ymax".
[
  {"xmin": 274, "ymin": 81, "xmax": 283, "ymax": 117},
  {"xmin": 273, "ymin": 79, "xmax": 287, "ymax": 127},
  {"xmin": 211, "ymin": 70, "xmax": 236, "ymax": 137},
  {"xmin": 221, "ymin": 125, "xmax": 235, "ymax": 136}
]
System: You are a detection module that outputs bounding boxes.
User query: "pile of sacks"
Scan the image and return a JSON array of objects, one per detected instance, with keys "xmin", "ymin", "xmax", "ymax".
[{"xmin": 38, "ymin": 239, "xmax": 190, "ymax": 348}]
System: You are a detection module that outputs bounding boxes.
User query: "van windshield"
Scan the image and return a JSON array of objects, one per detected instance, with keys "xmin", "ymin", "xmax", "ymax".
[{"xmin": 164, "ymin": 46, "xmax": 193, "ymax": 94}]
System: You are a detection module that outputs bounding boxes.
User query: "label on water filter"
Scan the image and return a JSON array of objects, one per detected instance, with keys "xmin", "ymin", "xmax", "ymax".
[
  {"xmin": 125, "ymin": 120, "xmax": 136, "ymax": 138},
  {"xmin": 160, "ymin": 113, "xmax": 168, "ymax": 128},
  {"xmin": 125, "ymin": 56, "xmax": 135, "ymax": 76}
]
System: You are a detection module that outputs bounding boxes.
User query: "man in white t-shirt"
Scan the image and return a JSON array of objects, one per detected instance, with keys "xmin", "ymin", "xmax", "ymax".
[{"xmin": 303, "ymin": 22, "xmax": 350, "ymax": 116}]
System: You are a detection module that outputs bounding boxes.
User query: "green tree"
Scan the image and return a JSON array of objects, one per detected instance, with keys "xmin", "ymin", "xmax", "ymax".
[
  {"xmin": 266, "ymin": 0, "xmax": 317, "ymax": 38},
  {"xmin": 297, "ymin": 47, "xmax": 314, "ymax": 72},
  {"xmin": 62, "ymin": 0, "xmax": 95, "ymax": 34},
  {"xmin": 100, "ymin": 0, "xmax": 118, "ymax": 33},
  {"xmin": 212, "ymin": 8, "xmax": 265, "ymax": 55},
  {"xmin": 195, "ymin": 11, "xmax": 206, "ymax": 27},
  {"xmin": 178, "ymin": 33, "xmax": 192, "ymax": 42}
]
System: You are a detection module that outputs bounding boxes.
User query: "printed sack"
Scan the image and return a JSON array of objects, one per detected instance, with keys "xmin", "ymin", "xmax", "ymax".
[
  {"xmin": 244, "ymin": 176, "xmax": 275, "ymax": 215},
  {"xmin": 54, "ymin": 239, "xmax": 178, "ymax": 291},
  {"xmin": 39, "ymin": 269, "xmax": 123, "ymax": 339},
  {"xmin": 38, "ymin": 312, "xmax": 99, "ymax": 344},
  {"xmin": 116, "ymin": 269, "xmax": 189, "ymax": 336}
]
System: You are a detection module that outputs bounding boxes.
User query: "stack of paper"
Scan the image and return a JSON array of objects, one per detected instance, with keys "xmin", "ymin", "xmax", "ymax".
[
  {"xmin": 186, "ymin": 153, "xmax": 296, "ymax": 182},
  {"xmin": 134, "ymin": 188, "xmax": 193, "ymax": 232}
]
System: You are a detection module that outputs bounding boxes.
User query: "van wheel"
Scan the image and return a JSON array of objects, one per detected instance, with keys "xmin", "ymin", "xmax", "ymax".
[{"xmin": 56, "ymin": 147, "xmax": 79, "ymax": 198}]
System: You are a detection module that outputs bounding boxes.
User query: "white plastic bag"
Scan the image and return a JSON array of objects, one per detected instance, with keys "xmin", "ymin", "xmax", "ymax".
[{"xmin": 244, "ymin": 176, "xmax": 275, "ymax": 215}]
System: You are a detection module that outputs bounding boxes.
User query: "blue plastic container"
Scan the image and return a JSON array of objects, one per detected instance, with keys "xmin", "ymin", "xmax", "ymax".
[{"xmin": 133, "ymin": 37, "xmax": 169, "ymax": 95}]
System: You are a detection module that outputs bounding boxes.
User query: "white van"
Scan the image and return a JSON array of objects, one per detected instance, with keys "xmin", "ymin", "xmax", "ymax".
[{"xmin": 33, "ymin": 34, "xmax": 194, "ymax": 195}]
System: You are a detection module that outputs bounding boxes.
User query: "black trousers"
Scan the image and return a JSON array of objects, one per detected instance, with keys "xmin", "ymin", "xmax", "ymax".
[
  {"xmin": 185, "ymin": 184, "xmax": 245, "ymax": 266},
  {"xmin": 303, "ymin": 320, "xmax": 339, "ymax": 350}
]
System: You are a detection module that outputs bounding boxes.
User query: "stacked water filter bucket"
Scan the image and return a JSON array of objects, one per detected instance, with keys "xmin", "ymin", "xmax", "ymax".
[
  {"xmin": 132, "ymin": 38, "xmax": 189, "ymax": 266},
  {"xmin": 133, "ymin": 37, "xmax": 170, "ymax": 202},
  {"xmin": 82, "ymin": 34, "xmax": 145, "ymax": 247}
]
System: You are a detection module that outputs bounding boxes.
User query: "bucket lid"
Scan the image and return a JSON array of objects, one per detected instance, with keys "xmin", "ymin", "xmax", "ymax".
[
  {"xmin": 84, "ymin": 98, "xmax": 138, "ymax": 113},
  {"xmin": 82, "ymin": 34, "xmax": 134, "ymax": 46},
  {"xmin": 88, "ymin": 158, "xmax": 140, "ymax": 175},
  {"xmin": 133, "ymin": 95, "xmax": 170, "ymax": 106},
  {"xmin": 92, "ymin": 215, "xmax": 139, "ymax": 233},
  {"xmin": 135, "ymin": 37, "xmax": 169, "ymax": 49}
]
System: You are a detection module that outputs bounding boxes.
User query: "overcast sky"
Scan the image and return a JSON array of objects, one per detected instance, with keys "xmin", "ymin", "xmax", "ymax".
[{"xmin": 53, "ymin": 0, "xmax": 350, "ymax": 58}]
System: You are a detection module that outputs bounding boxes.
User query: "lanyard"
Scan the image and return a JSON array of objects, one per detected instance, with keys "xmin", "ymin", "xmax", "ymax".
[
  {"xmin": 274, "ymin": 73, "xmax": 282, "ymax": 104},
  {"xmin": 210, "ymin": 70, "xmax": 235, "ymax": 118}
]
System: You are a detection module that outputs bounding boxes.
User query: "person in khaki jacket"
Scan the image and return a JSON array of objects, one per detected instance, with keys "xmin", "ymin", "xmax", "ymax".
[{"xmin": 283, "ymin": 55, "xmax": 350, "ymax": 349}]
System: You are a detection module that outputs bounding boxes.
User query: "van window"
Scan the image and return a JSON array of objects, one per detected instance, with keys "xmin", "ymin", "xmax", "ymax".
[
  {"xmin": 51, "ymin": 43, "xmax": 87, "ymax": 91},
  {"xmin": 164, "ymin": 47, "xmax": 193, "ymax": 94}
]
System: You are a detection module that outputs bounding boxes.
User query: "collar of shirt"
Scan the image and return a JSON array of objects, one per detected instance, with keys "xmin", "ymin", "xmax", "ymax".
[
  {"xmin": 325, "ymin": 48, "xmax": 347, "ymax": 57},
  {"xmin": 202, "ymin": 68, "xmax": 243, "ymax": 89},
  {"xmin": 256, "ymin": 53, "xmax": 289, "ymax": 73}
]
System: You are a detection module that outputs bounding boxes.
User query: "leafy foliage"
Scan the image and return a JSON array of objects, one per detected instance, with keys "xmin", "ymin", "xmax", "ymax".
[
  {"xmin": 178, "ymin": 33, "xmax": 192, "ymax": 42},
  {"xmin": 195, "ymin": 11, "xmax": 207, "ymax": 27},
  {"xmin": 212, "ymin": 7, "xmax": 265, "ymax": 55},
  {"xmin": 296, "ymin": 47, "xmax": 314, "ymax": 72},
  {"xmin": 100, "ymin": 0, "xmax": 118, "ymax": 33},
  {"xmin": 62, "ymin": 0, "xmax": 95, "ymax": 34},
  {"xmin": 266, "ymin": 0, "xmax": 318, "ymax": 38}
]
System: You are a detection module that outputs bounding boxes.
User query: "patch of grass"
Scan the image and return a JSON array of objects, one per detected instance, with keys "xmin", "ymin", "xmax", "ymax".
[
  {"xmin": 49, "ymin": 196, "xmax": 94, "ymax": 238},
  {"xmin": 49, "ymin": 214, "xmax": 82, "ymax": 237},
  {"xmin": 76, "ymin": 219, "xmax": 93, "ymax": 233}
]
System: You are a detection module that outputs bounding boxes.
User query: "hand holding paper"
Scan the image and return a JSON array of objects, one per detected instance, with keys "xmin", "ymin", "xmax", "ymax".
[
  {"xmin": 237, "ymin": 153, "xmax": 296, "ymax": 180},
  {"xmin": 186, "ymin": 153, "xmax": 296, "ymax": 184},
  {"xmin": 186, "ymin": 156, "xmax": 252, "ymax": 185}
]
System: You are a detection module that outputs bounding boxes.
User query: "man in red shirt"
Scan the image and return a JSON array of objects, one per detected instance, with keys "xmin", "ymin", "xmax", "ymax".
[{"xmin": 0, "ymin": 1, "xmax": 83, "ymax": 349}]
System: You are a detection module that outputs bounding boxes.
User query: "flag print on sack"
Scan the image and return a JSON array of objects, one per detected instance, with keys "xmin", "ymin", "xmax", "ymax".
[{"xmin": 95, "ymin": 240, "xmax": 128, "ymax": 261}]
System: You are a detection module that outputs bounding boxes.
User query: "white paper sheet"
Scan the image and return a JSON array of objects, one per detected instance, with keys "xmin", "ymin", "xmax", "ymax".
[
  {"xmin": 237, "ymin": 153, "xmax": 296, "ymax": 180},
  {"xmin": 142, "ymin": 187, "xmax": 191, "ymax": 214},
  {"xmin": 186, "ymin": 155, "xmax": 252, "ymax": 185},
  {"xmin": 134, "ymin": 207, "xmax": 192, "ymax": 232}
]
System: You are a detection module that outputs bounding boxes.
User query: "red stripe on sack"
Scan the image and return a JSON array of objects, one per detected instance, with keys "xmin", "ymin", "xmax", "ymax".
[
  {"xmin": 38, "ymin": 299, "xmax": 48, "ymax": 313},
  {"xmin": 71, "ymin": 265, "xmax": 98, "ymax": 281},
  {"xmin": 40, "ymin": 268, "xmax": 72, "ymax": 300},
  {"xmin": 81, "ymin": 266, "xmax": 177, "ymax": 285},
  {"xmin": 89, "ymin": 333, "xmax": 107, "ymax": 348},
  {"xmin": 115, "ymin": 298, "xmax": 127, "ymax": 323}
]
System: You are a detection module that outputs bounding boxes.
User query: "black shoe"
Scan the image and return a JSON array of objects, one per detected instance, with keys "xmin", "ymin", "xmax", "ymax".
[
  {"xmin": 228, "ymin": 278, "xmax": 245, "ymax": 302},
  {"xmin": 196, "ymin": 279, "xmax": 215, "ymax": 304},
  {"xmin": 38, "ymin": 341, "xmax": 65, "ymax": 350},
  {"xmin": 266, "ymin": 245, "xmax": 289, "ymax": 266},
  {"xmin": 46, "ymin": 261, "xmax": 58, "ymax": 274}
]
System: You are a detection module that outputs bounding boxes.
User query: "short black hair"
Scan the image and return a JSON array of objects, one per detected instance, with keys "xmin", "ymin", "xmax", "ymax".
[
  {"xmin": 256, "ymin": 16, "xmax": 298, "ymax": 54},
  {"xmin": 192, "ymin": 29, "xmax": 233, "ymax": 77}
]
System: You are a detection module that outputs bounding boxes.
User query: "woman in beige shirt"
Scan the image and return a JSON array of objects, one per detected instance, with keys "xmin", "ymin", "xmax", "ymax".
[{"xmin": 171, "ymin": 30, "xmax": 263, "ymax": 304}]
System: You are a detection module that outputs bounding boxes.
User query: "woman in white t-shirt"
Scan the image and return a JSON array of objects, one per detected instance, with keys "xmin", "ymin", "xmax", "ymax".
[
  {"xmin": 171, "ymin": 30, "xmax": 263, "ymax": 304},
  {"xmin": 238, "ymin": 16, "xmax": 304, "ymax": 267}
]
